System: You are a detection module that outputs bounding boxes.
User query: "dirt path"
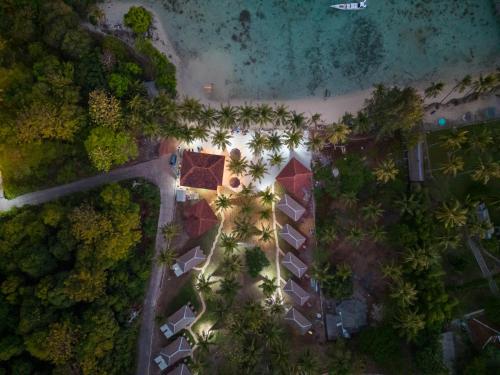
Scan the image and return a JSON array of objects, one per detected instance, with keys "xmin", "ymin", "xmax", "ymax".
[
  {"xmin": 0, "ymin": 156, "xmax": 177, "ymax": 375},
  {"xmin": 271, "ymin": 184, "xmax": 285, "ymax": 298}
]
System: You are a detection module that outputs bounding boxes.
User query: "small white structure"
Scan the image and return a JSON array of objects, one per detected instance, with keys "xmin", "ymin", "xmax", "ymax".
[
  {"xmin": 172, "ymin": 246, "xmax": 206, "ymax": 277},
  {"xmin": 160, "ymin": 305, "xmax": 196, "ymax": 338},
  {"xmin": 176, "ymin": 189, "xmax": 186, "ymax": 202},
  {"xmin": 285, "ymin": 307, "xmax": 312, "ymax": 334},
  {"xmin": 282, "ymin": 252, "xmax": 308, "ymax": 278},
  {"xmin": 280, "ymin": 224, "xmax": 306, "ymax": 250},
  {"xmin": 167, "ymin": 363, "xmax": 192, "ymax": 375},
  {"xmin": 283, "ymin": 279, "xmax": 310, "ymax": 306},
  {"xmin": 276, "ymin": 194, "xmax": 306, "ymax": 221},
  {"xmin": 154, "ymin": 337, "xmax": 192, "ymax": 371}
]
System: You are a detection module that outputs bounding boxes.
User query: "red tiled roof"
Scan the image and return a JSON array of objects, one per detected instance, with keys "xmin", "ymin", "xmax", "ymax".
[
  {"xmin": 180, "ymin": 151, "xmax": 225, "ymax": 190},
  {"xmin": 184, "ymin": 200, "xmax": 218, "ymax": 237},
  {"xmin": 276, "ymin": 158, "xmax": 312, "ymax": 202}
]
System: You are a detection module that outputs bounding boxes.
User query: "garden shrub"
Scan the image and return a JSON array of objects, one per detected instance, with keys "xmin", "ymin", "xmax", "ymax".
[
  {"xmin": 124, "ymin": 6, "xmax": 152, "ymax": 34},
  {"xmin": 245, "ymin": 246, "xmax": 270, "ymax": 278}
]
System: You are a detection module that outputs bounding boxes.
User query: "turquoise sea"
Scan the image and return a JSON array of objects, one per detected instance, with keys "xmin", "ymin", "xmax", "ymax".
[{"xmin": 122, "ymin": 0, "xmax": 500, "ymax": 99}]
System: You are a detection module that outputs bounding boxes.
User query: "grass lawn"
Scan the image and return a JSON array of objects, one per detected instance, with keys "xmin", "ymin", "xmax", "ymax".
[{"xmin": 164, "ymin": 274, "xmax": 201, "ymax": 316}]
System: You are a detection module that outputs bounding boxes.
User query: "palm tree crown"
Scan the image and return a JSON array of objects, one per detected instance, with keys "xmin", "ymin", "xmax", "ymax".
[
  {"xmin": 217, "ymin": 105, "xmax": 238, "ymax": 129},
  {"xmin": 436, "ymin": 200, "xmax": 468, "ymax": 229},
  {"xmin": 228, "ymin": 156, "xmax": 248, "ymax": 176},
  {"xmin": 441, "ymin": 155, "xmax": 464, "ymax": 177},
  {"xmin": 247, "ymin": 132, "xmax": 267, "ymax": 156},
  {"xmin": 373, "ymin": 159, "xmax": 399, "ymax": 183},
  {"xmin": 214, "ymin": 194, "xmax": 233, "ymax": 212},
  {"xmin": 211, "ymin": 130, "xmax": 232, "ymax": 151},
  {"xmin": 266, "ymin": 132, "xmax": 282, "ymax": 153},
  {"xmin": 328, "ymin": 123, "xmax": 351, "ymax": 144},
  {"xmin": 248, "ymin": 158, "xmax": 268, "ymax": 183},
  {"xmin": 283, "ymin": 129, "xmax": 303, "ymax": 150}
]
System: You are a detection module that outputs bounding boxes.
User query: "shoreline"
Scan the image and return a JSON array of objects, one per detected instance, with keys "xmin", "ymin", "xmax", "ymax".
[{"xmin": 100, "ymin": 1, "xmax": 493, "ymax": 123}]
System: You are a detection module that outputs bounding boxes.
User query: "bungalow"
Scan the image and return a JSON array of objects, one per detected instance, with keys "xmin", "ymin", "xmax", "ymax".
[
  {"xmin": 167, "ymin": 364, "xmax": 192, "ymax": 375},
  {"xmin": 183, "ymin": 199, "xmax": 219, "ymax": 238},
  {"xmin": 285, "ymin": 307, "xmax": 312, "ymax": 334},
  {"xmin": 172, "ymin": 246, "xmax": 206, "ymax": 277},
  {"xmin": 280, "ymin": 224, "xmax": 306, "ymax": 250},
  {"xmin": 154, "ymin": 336, "xmax": 192, "ymax": 371},
  {"xmin": 180, "ymin": 151, "xmax": 225, "ymax": 190},
  {"xmin": 160, "ymin": 305, "xmax": 196, "ymax": 338},
  {"xmin": 283, "ymin": 279, "xmax": 310, "ymax": 306},
  {"xmin": 276, "ymin": 194, "xmax": 306, "ymax": 222},
  {"xmin": 282, "ymin": 252, "xmax": 308, "ymax": 278},
  {"xmin": 276, "ymin": 158, "xmax": 313, "ymax": 203}
]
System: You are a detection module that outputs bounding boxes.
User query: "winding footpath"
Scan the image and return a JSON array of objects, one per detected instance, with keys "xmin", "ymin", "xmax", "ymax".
[{"xmin": 0, "ymin": 156, "xmax": 177, "ymax": 375}]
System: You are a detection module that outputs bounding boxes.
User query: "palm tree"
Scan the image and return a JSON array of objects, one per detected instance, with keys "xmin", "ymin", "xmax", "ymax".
[
  {"xmin": 217, "ymin": 105, "xmax": 238, "ymax": 129},
  {"xmin": 195, "ymin": 330, "xmax": 215, "ymax": 355},
  {"xmin": 440, "ymin": 130, "xmax": 468, "ymax": 151},
  {"xmin": 162, "ymin": 223, "xmax": 180, "ymax": 244},
  {"xmin": 214, "ymin": 194, "xmax": 233, "ymax": 212},
  {"xmin": 328, "ymin": 123, "xmax": 351, "ymax": 145},
  {"xmin": 238, "ymin": 105, "xmax": 257, "ymax": 129},
  {"xmin": 469, "ymin": 73, "xmax": 499, "ymax": 95},
  {"xmin": 347, "ymin": 225, "xmax": 365, "ymax": 246},
  {"xmin": 178, "ymin": 97, "xmax": 202, "ymax": 124},
  {"xmin": 200, "ymin": 105, "xmax": 218, "ymax": 129},
  {"xmin": 228, "ymin": 156, "xmax": 248, "ymax": 176},
  {"xmin": 361, "ymin": 202, "xmax": 384, "ymax": 222},
  {"xmin": 309, "ymin": 112, "xmax": 323, "ymax": 128},
  {"xmin": 369, "ymin": 225, "xmax": 386, "ymax": 243},
  {"xmin": 340, "ymin": 191, "xmax": 358, "ymax": 208},
  {"xmin": 396, "ymin": 310, "xmax": 425, "ymax": 342},
  {"xmin": 259, "ymin": 224, "xmax": 274, "ymax": 243},
  {"xmin": 436, "ymin": 200, "xmax": 468, "ymax": 229},
  {"xmin": 211, "ymin": 130, "xmax": 231, "ymax": 151},
  {"xmin": 404, "ymin": 247, "xmax": 439, "ymax": 272},
  {"xmin": 270, "ymin": 340, "xmax": 291, "ymax": 373},
  {"xmin": 305, "ymin": 133, "xmax": 325, "ymax": 152},
  {"xmin": 373, "ymin": 159, "xmax": 399, "ymax": 183},
  {"xmin": 255, "ymin": 104, "xmax": 274, "ymax": 128},
  {"xmin": 380, "ymin": 261, "xmax": 402, "ymax": 281},
  {"xmin": 157, "ymin": 248, "xmax": 176, "ymax": 268},
  {"xmin": 274, "ymin": 104, "xmax": 291, "ymax": 127},
  {"xmin": 440, "ymin": 75, "xmax": 472, "ymax": 104},
  {"xmin": 233, "ymin": 218, "xmax": 256, "ymax": 241},
  {"xmin": 424, "ymin": 81, "xmax": 444, "ymax": 99},
  {"xmin": 441, "ymin": 155, "xmax": 464, "ymax": 177},
  {"xmin": 437, "ymin": 233, "xmax": 461, "ymax": 251},
  {"xmin": 266, "ymin": 132, "xmax": 282, "ymax": 152},
  {"xmin": 317, "ymin": 226, "xmax": 337, "ymax": 245},
  {"xmin": 289, "ymin": 111, "xmax": 307, "ymax": 129},
  {"xmin": 192, "ymin": 125, "xmax": 210, "ymax": 142},
  {"xmin": 390, "ymin": 281, "xmax": 418, "ymax": 308},
  {"xmin": 220, "ymin": 232, "xmax": 239, "ymax": 254},
  {"xmin": 283, "ymin": 129, "xmax": 303, "ymax": 150},
  {"xmin": 269, "ymin": 153, "xmax": 285, "ymax": 168},
  {"xmin": 217, "ymin": 276, "xmax": 240, "ymax": 301},
  {"xmin": 310, "ymin": 262, "xmax": 333, "ymax": 284},
  {"xmin": 395, "ymin": 193, "xmax": 420, "ymax": 216},
  {"xmin": 259, "ymin": 208, "xmax": 272, "ymax": 221},
  {"xmin": 220, "ymin": 254, "xmax": 243, "ymax": 278},
  {"xmin": 293, "ymin": 349, "xmax": 319, "ymax": 375},
  {"xmin": 267, "ymin": 296, "xmax": 285, "ymax": 317},
  {"xmin": 469, "ymin": 129, "xmax": 493, "ymax": 153},
  {"xmin": 239, "ymin": 183, "xmax": 255, "ymax": 199},
  {"xmin": 196, "ymin": 273, "xmax": 216, "ymax": 295},
  {"xmin": 336, "ymin": 263, "xmax": 352, "ymax": 281},
  {"xmin": 248, "ymin": 159, "xmax": 268, "ymax": 183},
  {"xmin": 264, "ymin": 321, "xmax": 284, "ymax": 349},
  {"xmin": 247, "ymin": 132, "xmax": 267, "ymax": 156},
  {"xmin": 471, "ymin": 161, "xmax": 500, "ymax": 185},
  {"xmin": 259, "ymin": 187, "xmax": 276, "ymax": 206},
  {"xmin": 259, "ymin": 276, "xmax": 278, "ymax": 298}
]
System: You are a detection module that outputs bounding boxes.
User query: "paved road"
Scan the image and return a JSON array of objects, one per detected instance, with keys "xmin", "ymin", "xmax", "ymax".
[{"xmin": 0, "ymin": 156, "xmax": 177, "ymax": 375}]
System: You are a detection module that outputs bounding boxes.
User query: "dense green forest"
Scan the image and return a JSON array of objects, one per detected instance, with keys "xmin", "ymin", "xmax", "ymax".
[
  {"xmin": 0, "ymin": 182, "xmax": 159, "ymax": 374},
  {"xmin": 0, "ymin": 0, "xmax": 176, "ymax": 197}
]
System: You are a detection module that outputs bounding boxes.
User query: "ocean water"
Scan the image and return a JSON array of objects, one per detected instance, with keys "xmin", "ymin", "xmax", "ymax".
[{"xmin": 122, "ymin": 0, "xmax": 500, "ymax": 100}]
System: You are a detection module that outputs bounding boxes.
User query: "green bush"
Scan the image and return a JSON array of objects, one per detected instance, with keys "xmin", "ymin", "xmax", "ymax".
[
  {"xmin": 124, "ymin": 6, "xmax": 152, "ymax": 34},
  {"xmin": 336, "ymin": 154, "xmax": 373, "ymax": 194},
  {"xmin": 245, "ymin": 246, "xmax": 270, "ymax": 278},
  {"xmin": 135, "ymin": 38, "xmax": 176, "ymax": 97}
]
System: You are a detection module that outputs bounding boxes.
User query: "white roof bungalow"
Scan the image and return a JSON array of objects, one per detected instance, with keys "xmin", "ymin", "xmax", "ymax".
[
  {"xmin": 172, "ymin": 246, "xmax": 206, "ymax": 277},
  {"xmin": 282, "ymin": 252, "xmax": 308, "ymax": 278},
  {"xmin": 277, "ymin": 194, "xmax": 306, "ymax": 221},
  {"xmin": 160, "ymin": 305, "xmax": 196, "ymax": 338},
  {"xmin": 285, "ymin": 307, "xmax": 312, "ymax": 334},
  {"xmin": 154, "ymin": 336, "xmax": 192, "ymax": 371},
  {"xmin": 167, "ymin": 364, "xmax": 192, "ymax": 375},
  {"xmin": 280, "ymin": 224, "xmax": 306, "ymax": 250},
  {"xmin": 283, "ymin": 279, "xmax": 310, "ymax": 306}
]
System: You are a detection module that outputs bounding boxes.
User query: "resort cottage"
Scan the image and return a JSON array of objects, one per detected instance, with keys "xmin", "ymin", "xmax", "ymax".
[
  {"xmin": 160, "ymin": 305, "xmax": 196, "ymax": 338},
  {"xmin": 284, "ymin": 279, "xmax": 310, "ymax": 306},
  {"xmin": 180, "ymin": 151, "xmax": 225, "ymax": 190},
  {"xmin": 276, "ymin": 157, "xmax": 313, "ymax": 203},
  {"xmin": 154, "ymin": 336, "xmax": 192, "ymax": 371},
  {"xmin": 172, "ymin": 246, "xmax": 206, "ymax": 277},
  {"xmin": 183, "ymin": 199, "xmax": 219, "ymax": 238},
  {"xmin": 285, "ymin": 307, "xmax": 312, "ymax": 335},
  {"xmin": 282, "ymin": 252, "xmax": 308, "ymax": 279},
  {"xmin": 276, "ymin": 194, "xmax": 306, "ymax": 221},
  {"xmin": 280, "ymin": 224, "xmax": 306, "ymax": 250}
]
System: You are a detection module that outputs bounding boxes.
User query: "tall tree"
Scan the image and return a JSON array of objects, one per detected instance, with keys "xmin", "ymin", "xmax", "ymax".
[
  {"xmin": 373, "ymin": 159, "xmax": 399, "ymax": 183},
  {"xmin": 435, "ymin": 200, "xmax": 468, "ymax": 229},
  {"xmin": 211, "ymin": 130, "xmax": 232, "ymax": 151},
  {"xmin": 328, "ymin": 123, "xmax": 351, "ymax": 145},
  {"xmin": 248, "ymin": 159, "xmax": 268, "ymax": 183}
]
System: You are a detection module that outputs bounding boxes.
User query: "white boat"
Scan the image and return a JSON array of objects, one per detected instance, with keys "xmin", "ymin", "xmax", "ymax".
[{"xmin": 331, "ymin": 0, "xmax": 367, "ymax": 10}]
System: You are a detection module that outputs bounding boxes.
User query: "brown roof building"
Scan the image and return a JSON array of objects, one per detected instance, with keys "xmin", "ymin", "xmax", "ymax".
[
  {"xmin": 282, "ymin": 252, "xmax": 308, "ymax": 278},
  {"xmin": 180, "ymin": 151, "xmax": 225, "ymax": 190},
  {"xmin": 276, "ymin": 158, "xmax": 312, "ymax": 203},
  {"xmin": 280, "ymin": 224, "xmax": 306, "ymax": 250},
  {"xmin": 285, "ymin": 307, "xmax": 312, "ymax": 334},
  {"xmin": 184, "ymin": 200, "xmax": 218, "ymax": 238},
  {"xmin": 283, "ymin": 279, "xmax": 310, "ymax": 306},
  {"xmin": 172, "ymin": 246, "xmax": 206, "ymax": 277},
  {"xmin": 160, "ymin": 305, "xmax": 196, "ymax": 338},
  {"xmin": 154, "ymin": 337, "xmax": 192, "ymax": 371},
  {"xmin": 276, "ymin": 194, "xmax": 306, "ymax": 221}
]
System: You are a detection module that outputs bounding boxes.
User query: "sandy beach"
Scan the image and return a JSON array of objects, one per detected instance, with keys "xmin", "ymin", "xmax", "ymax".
[{"xmin": 99, "ymin": 1, "xmax": 490, "ymax": 124}]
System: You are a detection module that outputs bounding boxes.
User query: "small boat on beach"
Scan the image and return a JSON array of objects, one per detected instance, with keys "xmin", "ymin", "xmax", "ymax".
[{"xmin": 331, "ymin": 1, "xmax": 367, "ymax": 10}]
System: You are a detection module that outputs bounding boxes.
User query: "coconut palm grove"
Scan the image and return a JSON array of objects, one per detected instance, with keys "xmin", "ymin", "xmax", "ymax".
[{"xmin": 0, "ymin": 1, "xmax": 499, "ymax": 375}]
